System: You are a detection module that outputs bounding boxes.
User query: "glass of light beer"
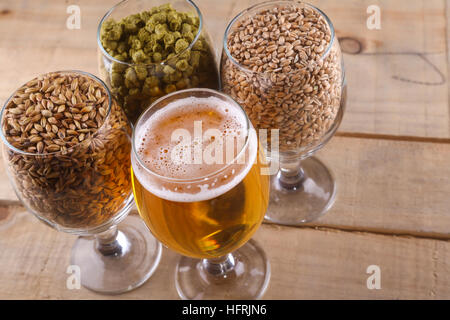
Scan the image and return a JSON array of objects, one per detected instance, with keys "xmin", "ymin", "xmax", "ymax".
[{"xmin": 131, "ymin": 88, "xmax": 270, "ymax": 299}]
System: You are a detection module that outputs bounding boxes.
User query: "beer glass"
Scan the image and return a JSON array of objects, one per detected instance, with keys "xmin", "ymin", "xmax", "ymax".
[
  {"xmin": 131, "ymin": 88, "xmax": 270, "ymax": 299},
  {"xmin": 221, "ymin": 1, "xmax": 347, "ymax": 225}
]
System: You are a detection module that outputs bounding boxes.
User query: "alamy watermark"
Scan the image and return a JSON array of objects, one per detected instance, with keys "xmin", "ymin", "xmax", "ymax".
[
  {"xmin": 366, "ymin": 265, "xmax": 381, "ymax": 290},
  {"xmin": 367, "ymin": 5, "xmax": 381, "ymax": 30},
  {"xmin": 66, "ymin": 5, "xmax": 81, "ymax": 30},
  {"xmin": 66, "ymin": 265, "xmax": 81, "ymax": 290}
]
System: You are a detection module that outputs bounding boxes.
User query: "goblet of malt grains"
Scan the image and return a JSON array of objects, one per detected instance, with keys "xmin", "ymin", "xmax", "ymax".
[
  {"xmin": 221, "ymin": 1, "xmax": 347, "ymax": 225},
  {"xmin": 0, "ymin": 71, "xmax": 162, "ymax": 294}
]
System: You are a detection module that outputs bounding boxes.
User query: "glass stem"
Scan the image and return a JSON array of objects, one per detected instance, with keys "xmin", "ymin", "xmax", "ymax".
[
  {"xmin": 95, "ymin": 225, "xmax": 130, "ymax": 258},
  {"xmin": 202, "ymin": 253, "xmax": 236, "ymax": 277},
  {"xmin": 278, "ymin": 162, "xmax": 306, "ymax": 190}
]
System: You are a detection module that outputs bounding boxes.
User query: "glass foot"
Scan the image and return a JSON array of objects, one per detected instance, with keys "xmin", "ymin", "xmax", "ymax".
[
  {"xmin": 266, "ymin": 156, "xmax": 336, "ymax": 225},
  {"xmin": 70, "ymin": 214, "xmax": 162, "ymax": 294},
  {"xmin": 175, "ymin": 239, "xmax": 270, "ymax": 300}
]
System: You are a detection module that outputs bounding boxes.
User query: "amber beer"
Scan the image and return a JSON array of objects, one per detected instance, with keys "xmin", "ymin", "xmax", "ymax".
[{"xmin": 131, "ymin": 95, "xmax": 269, "ymax": 259}]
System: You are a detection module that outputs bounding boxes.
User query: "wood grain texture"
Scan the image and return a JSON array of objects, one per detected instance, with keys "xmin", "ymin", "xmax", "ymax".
[
  {"xmin": 335, "ymin": 0, "xmax": 449, "ymax": 138},
  {"xmin": 447, "ymin": 0, "xmax": 450, "ymax": 132},
  {"xmin": 0, "ymin": 210, "xmax": 449, "ymax": 299},
  {"xmin": 311, "ymin": 136, "xmax": 450, "ymax": 238}
]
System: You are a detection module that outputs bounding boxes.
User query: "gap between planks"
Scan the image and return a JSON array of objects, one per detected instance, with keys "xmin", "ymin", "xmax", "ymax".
[
  {"xmin": 266, "ymin": 222, "xmax": 450, "ymax": 242},
  {"xmin": 336, "ymin": 131, "xmax": 450, "ymax": 144}
]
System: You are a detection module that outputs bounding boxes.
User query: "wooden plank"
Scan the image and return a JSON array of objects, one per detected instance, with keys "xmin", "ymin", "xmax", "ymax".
[
  {"xmin": 309, "ymin": 0, "xmax": 449, "ymax": 138},
  {"xmin": 1, "ymin": 136, "xmax": 449, "ymax": 237},
  {"xmin": 447, "ymin": 0, "xmax": 450, "ymax": 132},
  {"xmin": 294, "ymin": 136, "xmax": 450, "ymax": 237},
  {"xmin": 259, "ymin": 224, "xmax": 450, "ymax": 299},
  {"xmin": 0, "ymin": 0, "xmax": 448, "ymax": 139},
  {"xmin": 0, "ymin": 210, "xmax": 448, "ymax": 299}
]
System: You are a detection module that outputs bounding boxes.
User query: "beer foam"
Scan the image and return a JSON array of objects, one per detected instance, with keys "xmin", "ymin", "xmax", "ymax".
[{"xmin": 132, "ymin": 96, "xmax": 258, "ymax": 202}]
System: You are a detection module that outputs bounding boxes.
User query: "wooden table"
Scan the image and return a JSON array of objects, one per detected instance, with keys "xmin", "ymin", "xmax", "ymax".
[{"xmin": 0, "ymin": 0, "xmax": 449, "ymax": 299}]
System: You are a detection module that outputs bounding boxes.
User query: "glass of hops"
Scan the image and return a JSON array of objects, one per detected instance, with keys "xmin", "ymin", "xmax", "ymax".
[
  {"xmin": 221, "ymin": 1, "xmax": 347, "ymax": 224},
  {"xmin": 97, "ymin": 0, "xmax": 219, "ymax": 124},
  {"xmin": 0, "ymin": 71, "xmax": 162, "ymax": 294}
]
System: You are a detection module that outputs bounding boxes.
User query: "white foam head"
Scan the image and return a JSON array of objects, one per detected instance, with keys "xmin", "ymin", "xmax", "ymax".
[{"xmin": 132, "ymin": 96, "xmax": 257, "ymax": 202}]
